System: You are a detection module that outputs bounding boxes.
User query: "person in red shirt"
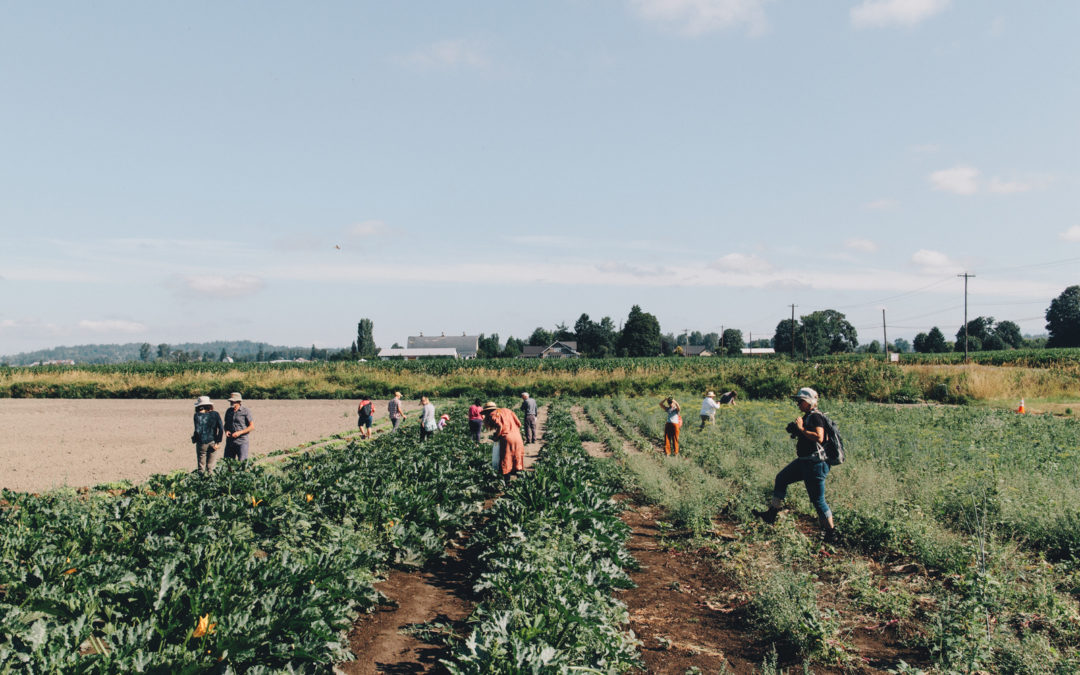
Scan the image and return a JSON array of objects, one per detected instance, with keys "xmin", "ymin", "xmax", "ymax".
[{"xmin": 467, "ymin": 398, "xmax": 484, "ymax": 442}]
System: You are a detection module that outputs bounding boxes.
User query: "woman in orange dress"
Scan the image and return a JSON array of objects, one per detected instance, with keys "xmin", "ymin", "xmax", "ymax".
[{"xmin": 482, "ymin": 401, "xmax": 525, "ymax": 480}]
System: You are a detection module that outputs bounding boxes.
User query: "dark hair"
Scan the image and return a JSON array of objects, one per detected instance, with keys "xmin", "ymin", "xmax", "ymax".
[{"xmin": 474, "ymin": 398, "xmax": 482, "ymax": 406}]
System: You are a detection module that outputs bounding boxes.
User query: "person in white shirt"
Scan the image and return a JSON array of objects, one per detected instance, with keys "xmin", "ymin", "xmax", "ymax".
[{"xmin": 699, "ymin": 391, "xmax": 722, "ymax": 430}]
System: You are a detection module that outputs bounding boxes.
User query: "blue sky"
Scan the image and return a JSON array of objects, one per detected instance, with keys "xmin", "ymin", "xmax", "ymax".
[{"xmin": 2, "ymin": 0, "xmax": 1078, "ymax": 355}]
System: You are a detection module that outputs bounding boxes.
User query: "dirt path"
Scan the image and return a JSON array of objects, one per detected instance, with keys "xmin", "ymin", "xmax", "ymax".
[
  {"xmin": 340, "ymin": 548, "xmax": 474, "ymax": 675},
  {"xmin": 570, "ymin": 405, "xmax": 611, "ymax": 459},
  {"xmin": 522, "ymin": 403, "xmax": 548, "ymax": 469}
]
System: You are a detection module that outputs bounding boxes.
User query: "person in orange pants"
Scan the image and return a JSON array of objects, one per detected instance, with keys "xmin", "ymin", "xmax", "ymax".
[
  {"xmin": 660, "ymin": 397, "xmax": 682, "ymax": 456},
  {"xmin": 482, "ymin": 401, "xmax": 525, "ymax": 480}
]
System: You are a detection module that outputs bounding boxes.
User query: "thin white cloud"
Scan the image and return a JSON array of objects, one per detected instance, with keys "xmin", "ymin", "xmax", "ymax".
[
  {"xmin": 630, "ymin": 0, "xmax": 771, "ymax": 36},
  {"xmin": 845, "ymin": 238, "xmax": 879, "ymax": 253},
  {"xmin": 929, "ymin": 165, "xmax": 979, "ymax": 195},
  {"xmin": 850, "ymin": 0, "xmax": 951, "ymax": 29},
  {"xmin": 911, "ymin": 249, "xmax": 958, "ymax": 274},
  {"xmin": 864, "ymin": 199, "xmax": 898, "ymax": 210},
  {"xmin": 1060, "ymin": 225, "xmax": 1080, "ymax": 242},
  {"xmin": 177, "ymin": 274, "xmax": 265, "ymax": 297},
  {"xmin": 78, "ymin": 319, "xmax": 146, "ymax": 333},
  {"xmin": 987, "ymin": 178, "xmax": 1033, "ymax": 194},
  {"xmin": 402, "ymin": 40, "xmax": 489, "ymax": 70},
  {"xmin": 347, "ymin": 220, "xmax": 387, "ymax": 237},
  {"xmin": 708, "ymin": 253, "xmax": 773, "ymax": 273}
]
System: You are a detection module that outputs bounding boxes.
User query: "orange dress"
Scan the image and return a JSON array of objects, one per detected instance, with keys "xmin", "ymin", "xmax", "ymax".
[{"xmin": 489, "ymin": 408, "xmax": 525, "ymax": 475}]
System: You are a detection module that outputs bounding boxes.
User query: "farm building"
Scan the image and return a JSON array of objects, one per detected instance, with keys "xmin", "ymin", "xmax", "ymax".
[
  {"xmin": 740, "ymin": 347, "xmax": 776, "ymax": 355},
  {"xmin": 407, "ymin": 333, "xmax": 479, "ymax": 359},
  {"xmin": 378, "ymin": 347, "xmax": 458, "ymax": 361},
  {"xmin": 521, "ymin": 341, "xmax": 581, "ymax": 359},
  {"xmin": 680, "ymin": 345, "xmax": 714, "ymax": 357}
]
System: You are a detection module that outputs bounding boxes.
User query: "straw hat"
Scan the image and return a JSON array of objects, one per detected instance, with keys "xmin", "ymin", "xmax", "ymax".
[
  {"xmin": 706, "ymin": 391, "xmax": 715, "ymax": 398},
  {"xmin": 481, "ymin": 401, "xmax": 498, "ymax": 413},
  {"xmin": 228, "ymin": 392, "xmax": 243, "ymax": 402}
]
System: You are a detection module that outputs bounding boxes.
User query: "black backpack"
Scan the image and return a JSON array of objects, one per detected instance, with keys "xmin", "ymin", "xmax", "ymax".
[
  {"xmin": 360, "ymin": 402, "xmax": 373, "ymax": 417},
  {"xmin": 818, "ymin": 412, "xmax": 845, "ymax": 466}
]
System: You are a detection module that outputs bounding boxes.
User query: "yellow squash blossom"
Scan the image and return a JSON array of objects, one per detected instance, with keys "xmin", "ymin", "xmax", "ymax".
[
  {"xmin": 305, "ymin": 494, "xmax": 313, "ymax": 502},
  {"xmin": 249, "ymin": 496, "xmax": 263, "ymax": 508},
  {"xmin": 192, "ymin": 614, "xmax": 216, "ymax": 638}
]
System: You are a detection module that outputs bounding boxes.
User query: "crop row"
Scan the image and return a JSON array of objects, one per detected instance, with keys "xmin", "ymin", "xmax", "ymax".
[
  {"xmin": 443, "ymin": 405, "xmax": 641, "ymax": 673},
  {"xmin": 0, "ymin": 425, "xmax": 497, "ymax": 672}
]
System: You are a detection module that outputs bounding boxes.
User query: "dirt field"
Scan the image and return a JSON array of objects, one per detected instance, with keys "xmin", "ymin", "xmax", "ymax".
[{"xmin": 0, "ymin": 399, "xmax": 421, "ymax": 493}]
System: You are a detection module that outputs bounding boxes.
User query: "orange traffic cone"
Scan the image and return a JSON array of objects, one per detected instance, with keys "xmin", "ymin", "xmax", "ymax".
[{"xmin": 1017, "ymin": 398, "xmax": 1026, "ymax": 414}]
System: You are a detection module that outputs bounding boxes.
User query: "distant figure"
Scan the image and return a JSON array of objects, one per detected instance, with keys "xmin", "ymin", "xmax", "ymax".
[
  {"xmin": 719, "ymin": 391, "xmax": 737, "ymax": 405},
  {"xmin": 357, "ymin": 396, "xmax": 374, "ymax": 439},
  {"xmin": 224, "ymin": 392, "xmax": 254, "ymax": 462},
  {"xmin": 520, "ymin": 392, "xmax": 539, "ymax": 444},
  {"xmin": 754, "ymin": 387, "xmax": 837, "ymax": 543},
  {"xmin": 468, "ymin": 398, "xmax": 485, "ymax": 442},
  {"xmin": 699, "ymin": 391, "xmax": 721, "ymax": 430},
  {"xmin": 387, "ymin": 391, "xmax": 406, "ymax": 432},
  {"xmin": 438, "ymin": 413, "xmax": 450, "ymax": 431},
  {"xmin": 660, "ymin": 397, "xmax": 681, "ymax": 456},
  {"xmin": 419, "ymin": 396, "xmax": 437, "ymax": 441},
  {"xmin": 191, "ymin": 395, "xmax": 223, "ymax": 473},
  {"xmin": 483, "ymin": 401, "xmax": 525, "ymax": 481}
]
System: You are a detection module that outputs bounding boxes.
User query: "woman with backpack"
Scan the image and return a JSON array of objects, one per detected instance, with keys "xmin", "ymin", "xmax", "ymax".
[
  {"xmin": 754, "ymin": 387, "xmax": 837, "ymax": 543},
  {"xmin": 356, "ymin": 396, "xmax": 374, "ymax": 439}
]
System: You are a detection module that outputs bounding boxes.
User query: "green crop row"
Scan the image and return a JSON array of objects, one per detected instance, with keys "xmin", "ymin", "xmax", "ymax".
[
  {"xmin": 0, "ymin": 424, "xmax": 498, "ymax": 673},
  {"xmin": 443, "ymin": 405, "xmax": 641, "ymax": 673},
  {"xmin": 7, "ymin": 355, "xmax": 1080, "ymax": 402}
]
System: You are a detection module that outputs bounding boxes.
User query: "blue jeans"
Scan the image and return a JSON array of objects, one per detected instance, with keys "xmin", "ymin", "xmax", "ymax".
[{"xmin": 773, "ymin": 456, "xmax": 831, "ymax": 520}]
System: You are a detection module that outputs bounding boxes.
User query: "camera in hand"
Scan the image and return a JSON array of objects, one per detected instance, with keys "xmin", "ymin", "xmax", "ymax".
[{"xmin": 785, "ymin": 421, "xmax": 799, "ymax": 438}]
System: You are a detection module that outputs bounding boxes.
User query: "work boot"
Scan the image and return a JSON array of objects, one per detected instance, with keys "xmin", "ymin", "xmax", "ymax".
[
  {"xmin": 823, "ymin": 527, "xmax": 839, "ymax": 544},
  {"xmin": 753, "ymin": 507, "xmax": 778, "ymax": 524}
]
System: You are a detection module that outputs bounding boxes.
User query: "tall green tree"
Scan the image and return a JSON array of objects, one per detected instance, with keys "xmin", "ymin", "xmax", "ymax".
[
  {"xmin": 1046, "ymin": 285, "xmax": 1080, "ymax": 348},
  {"xmin": 772, "ymin": 319, "xmax": 798, "ymax": 356},
  {"xmin": 527, "ymin": 327, "xmax": 554, "ymax": 346},
  {"xmin": 477, "ymin": 333, "xmax": 501, "ymax": 359},
  {"xmin": 156, "ymin": 343, "xmax": 170, "ymax": 360},
  {"xmin": 356, "ymin": 319, "xmax": 378, "ymax": 359},
  {"xmin": 501, "ymin": 336, "xmax": 524, "ymax": 358},
  {"xmin": 139, "ymin": 343, "xmax": 152, "ymax": 361},
  {"xmin": 800, "ymin": 310, "xmax": 858, "ymax": 356},
  {"xmin": 721, "ymin": 328, "xmax": 744, "ymax": 356},
  {"xmin": 914, "ymin": 327, "xmax": 949, "ymax": 353},
  {"xmin": 617, "ymin": 305, "xmax": 662, "ymax": 357},
  {"xmin": 994, "ymin": 320, "xmax": 1023, "ymax": 349}
]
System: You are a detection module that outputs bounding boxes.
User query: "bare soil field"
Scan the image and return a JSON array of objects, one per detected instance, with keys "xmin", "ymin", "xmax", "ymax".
[{"xmin": 0, "ymin": 398, "xmax": 421, "ymax": 493}]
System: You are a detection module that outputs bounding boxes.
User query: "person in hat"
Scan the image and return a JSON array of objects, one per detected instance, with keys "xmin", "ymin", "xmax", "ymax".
[
  {"xmin": 437, "ymin": 413, "xmax": 450, "ymax": 431},
  {"xmin": 191, "ymin": 395, "xmax": 223, "ymax": 473},
  {"xmin": 754, "ymin": 387, "xmax": 837, "ymax": 542},
  {"xmin": 660, "ymin": 397, "xmax": 681, "ymax": 455},
  {"xmin": 520, "ymin": 392, "xmax": 538, "ymax": 444},
  {"xmin": 223, "ymin": 392, "xmax": 254, "ymax": 462},
  {"xmin": 482, "ymin": 401, "xmax": 525, "ymax": 480},
  {"xmin": 699, "ymin": 391, "xmax": 721, "ymax": 430},
  {"xmin": 387, "ymin": 391, "xmax": 407, "ymax": 432}
]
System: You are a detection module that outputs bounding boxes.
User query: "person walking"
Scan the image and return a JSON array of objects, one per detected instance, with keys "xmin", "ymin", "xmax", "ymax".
[
  {"xmin": 483, "ymin": 401, "xmax": 525, "ymax": 481},
  {"xmin": 356, "ymin": 395, "xmax": 375, "ymax": 439},
  {"xmin": 223, "ymin": 392, "xmax": 254, "ymax": 462},
  {"xmin": 387, "ymin": 391, "xmax": 406, "ymax": 432},
  {"xmin": 520, "ymin": 392, "xmax": 539, "ymax": 444},
  {"xmin": 660, "ymin": 397, "xmax": 681, "ymax": 456},
  {"xmin": 699, "ymin": 391, "xmax": 721, "ymax": 430},
  {"xmin": 467, "ymin": 398, "xmax": 485, "ymax": 442},
  {"xmin": 191, "ymin": 395, "xmax": 223, "ymax": 473},
  {"xmin": 754, "ymin": 387, "xmax": 837, "ymax": 542},
  {"xmin": 419, "ymin": 396, "xmax": 437, "ymax": 441}
]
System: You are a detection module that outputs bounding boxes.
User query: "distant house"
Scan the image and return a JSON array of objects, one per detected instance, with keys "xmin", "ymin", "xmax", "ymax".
[
  {"xmin": 407, "ymin": 333, "xmax": 479, "ymax": 359},
  {"xmin": 740, "ymin": 347, "xmax": 776, "ymax": 355},
  {"xmin": 378, "ymin": 347, "xmax": 458, "ymax": 361},
  {"xmin": 521, "ymin": 341, "xmax": 580, "ymax": 359},
  {"xmin": 681, "ymin": 345, "xmax": 714, "ymax": 357}
]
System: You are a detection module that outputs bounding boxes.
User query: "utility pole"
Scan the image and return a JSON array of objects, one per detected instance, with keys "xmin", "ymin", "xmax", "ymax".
[
  {"xmin": 719, "ymin": 325, "xmax": 725, "ymax": 354},
  {"xmin": 958, "ymin": 273, "xmax": 975, "ymax": 361},
  {"xmin": 882, "ymin": 309, "xmax": 889, "ymax": 361},
  {"xmin": 748, "ymin": 330, "xmax": 752, "ymax": 357},
  {"xmin": 789, "ymin": 304, "xmax": 797, "ymax": 360}
]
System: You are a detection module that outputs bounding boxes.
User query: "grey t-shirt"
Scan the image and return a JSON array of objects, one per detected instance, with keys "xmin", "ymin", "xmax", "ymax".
[
  {"xmin": 225, "ymin": 406, "xmax": 253, "ymax": 446},
  {"xmin": 521, "ymin": 398, "xmax": 538, "ymax": 416}
]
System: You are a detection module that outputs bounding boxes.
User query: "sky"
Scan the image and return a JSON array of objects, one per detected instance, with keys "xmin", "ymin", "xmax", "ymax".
[{"xmin": 2, "ymin": 0, "xmax": 1079, "ymax": 355}]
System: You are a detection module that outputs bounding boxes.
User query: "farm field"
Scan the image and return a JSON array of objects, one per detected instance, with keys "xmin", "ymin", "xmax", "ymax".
[
  {"xmin": 3, "ymin": 394, "xmax": 1080, "ymax": 672},
  {"xmin": 0, "ymin": 399, "xmax": 421, "ymax": 493}
]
